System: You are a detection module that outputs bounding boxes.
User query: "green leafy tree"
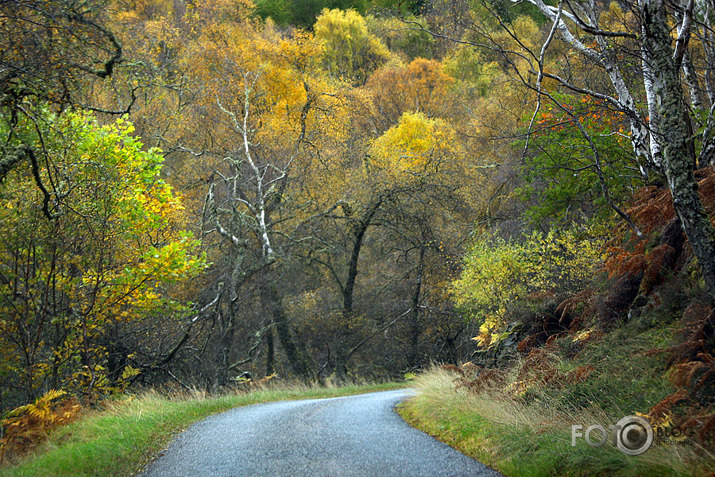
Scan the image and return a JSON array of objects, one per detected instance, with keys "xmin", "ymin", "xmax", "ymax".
[
  {"xmin": 0, "ymin": 111, "xmax": 204, "ymax": 404},
  {"xmin": 255, "ymin": 0, "xmax": 369, "ymax": 27},
  {"xmin": 0, "ymin": 0, "xmax": 125, "ymax": 188},
  {"xmin": 519, "ymin": 94, "xmax": 641, "ymax": 227}
]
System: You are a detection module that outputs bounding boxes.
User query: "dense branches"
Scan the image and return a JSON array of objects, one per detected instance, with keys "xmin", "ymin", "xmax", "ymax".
[{"xmin": 4, "ymin": 0, "xmax": 715, "ymax": 413}]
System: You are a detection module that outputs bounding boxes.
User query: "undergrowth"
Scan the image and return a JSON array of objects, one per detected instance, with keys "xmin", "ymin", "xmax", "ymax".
[
  {"xmin": 400, "ymin": 319, "xmax": 715, "ymax": 476},
  {"xmin": 400, "ymin": 172, "xmax": 715, "ymax": 476}
]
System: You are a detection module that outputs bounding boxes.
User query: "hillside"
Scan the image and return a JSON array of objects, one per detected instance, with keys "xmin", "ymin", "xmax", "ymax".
[{"xmin": 401, "ymin": 171, "xmax": 715, "ymax": 475}]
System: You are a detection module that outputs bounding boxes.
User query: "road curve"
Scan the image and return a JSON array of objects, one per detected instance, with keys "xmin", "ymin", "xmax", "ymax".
[{"xmin": 140, "ymin": 389, "xmax": 501, "ymax": 477}]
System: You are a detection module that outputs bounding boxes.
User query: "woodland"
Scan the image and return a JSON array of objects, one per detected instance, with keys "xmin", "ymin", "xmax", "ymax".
[{"xmin": 1, "ymin": 0, "xmax": 714, "ymax": 456}]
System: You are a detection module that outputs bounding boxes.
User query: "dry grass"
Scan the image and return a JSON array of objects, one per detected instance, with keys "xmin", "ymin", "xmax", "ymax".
[{"xmin": 400, "ymin": 366, "xmax": 715, "ymax": 476}]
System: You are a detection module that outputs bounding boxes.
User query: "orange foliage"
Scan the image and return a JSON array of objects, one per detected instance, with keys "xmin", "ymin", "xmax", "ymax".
[
  {"xmin": 442, "ymin": 362, "xmax": 508, "ymax": 394},
  {"xmin": 641, "ymin": 244, "xmax": 677, "ymax": 294},
  {"xmin": 647, "ymin": 303, "xmax": 713, "ymax": 365},
  {"xmin": 605, "ymin": 247, "xmax": 646, "ymax": 278},
  {"xmin": 517, "ymin": 334, "xmax": 539, "ymax": 353},
  {"xmin": 513, "ymin": 347, "xmax": 559, "ymax": 393},
  {"xmin": 554, "ymin": 288, "xmax": 597, "ymax": 331},
  {"xmin": 647, "ymin": 388, "xmax": 689, "ymax": 424},
  {"xmin": 0, "ymin": 391, "xmax": 81, "ymax": 464},
  {"xmin": 608, "ymin": 168, "xmax": 715, "ymax": 278},
  {"xmin": 366, "ymin": 58, "xmax": 454, "ymax": 129},
  {"xmin": 626, "ymin": 185, "xmax": 675, "ymax": 236},
  {"xmin": 645, "ymin": 353, "xmax": 715, "ymax": 446},
  {"xmin": 564, "ymin": 365, "xmax": 595, "ymax": 385},
  {"xmin": 644, "ymin": 300, "xmax": 715, "ymax": 447}
]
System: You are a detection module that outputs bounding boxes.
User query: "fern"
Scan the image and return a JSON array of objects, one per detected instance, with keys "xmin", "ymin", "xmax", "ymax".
[{"xmin": 1, "ymin": 389, "xmax": 80, "ymax": 464}]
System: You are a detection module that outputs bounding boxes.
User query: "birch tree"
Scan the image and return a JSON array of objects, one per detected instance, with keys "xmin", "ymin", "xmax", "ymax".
[
  {"xmin": 170, "ymin": 5, "xmax": 336, "ymax": 382},
  {"xmin": 421, "ymin": 0, "xmax": 715, "ymax": 297},
  {"xmin": 202, "ymin": 70, "xmax": 318, "ymax": 383},
  {"xmin": 514, "ymin": 0, "xmax": 715, "ymax": 298}
]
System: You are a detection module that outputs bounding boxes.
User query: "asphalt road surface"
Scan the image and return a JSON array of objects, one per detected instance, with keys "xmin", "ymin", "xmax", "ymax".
[{"xmin": 141, "ymin": 389, "xmax": 502, "ymax": 477}]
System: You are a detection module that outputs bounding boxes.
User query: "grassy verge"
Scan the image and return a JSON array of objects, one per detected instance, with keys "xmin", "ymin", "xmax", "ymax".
[
  {"xmin": 0, "ymin": 381, "xmax": 405, "ymax": 477},
  {"xmin": 399, "ymin": 368, "xmax": 713, "ymax": 476},
  {"xmin": 399, "ymin": 329, "xmax": 715, "ymax": 477}
]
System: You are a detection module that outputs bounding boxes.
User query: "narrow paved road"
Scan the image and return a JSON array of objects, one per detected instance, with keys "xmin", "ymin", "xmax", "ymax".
[{"xmin": 141, "ymin": 389, "xmax": 501, "ymax": 477}]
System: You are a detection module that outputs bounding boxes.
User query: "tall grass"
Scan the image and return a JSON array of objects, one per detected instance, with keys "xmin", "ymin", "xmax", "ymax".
[
  {"xmin": 399, "ymin": 367, "xmax": 714, "ymax": 476},
  {"xmin": 0, "ymin": 381, "xmax": 405, "ymax": 477}
]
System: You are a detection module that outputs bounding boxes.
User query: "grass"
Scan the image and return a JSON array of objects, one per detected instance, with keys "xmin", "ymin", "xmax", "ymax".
[
  {"xmin": 0, "ymin": 381, "xmax": 406, "ymax": 477},
  {"xmin": 399, "ymin": 367, "xmax": 714, "ymax": 476},
  {"xmin": 398, "ymin": 312, "xmax": 715, "ymax": 477}
]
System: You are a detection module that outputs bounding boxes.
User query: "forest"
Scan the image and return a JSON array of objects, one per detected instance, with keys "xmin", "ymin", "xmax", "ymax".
[{"xmin": 1, "ymin": 0, "xmax": 714, "ymax": 468}]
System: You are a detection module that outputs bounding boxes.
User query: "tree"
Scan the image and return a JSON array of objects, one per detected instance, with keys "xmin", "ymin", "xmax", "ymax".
[
  {"xmin": 0, "ymin": 111, "xmax": 203, "ymax": 405},
  {"xmin": 201, "ymin": 69, "xmax": 319, "ymax": 383},
  {"xmin": 255, "ymin": 0, "xmax": 370, "ymax": 27},
  {"xmin": 417, "ymin": 0, "xmax": 715, "ymax": 298},
  {"xmin": 314, "ymin": 8, "xmax": 391, "ymax": 85},
  {"xmin": 452, "ymin": 229, "xmax": 603, "ymax": 347},
  {"xmin": 638, "ymin": 0, "xmax": 715, "ymax": 298},
  {"xmin": 294, "ymin": 110, "xmax": 474, "ymax": 378},
  {"xmin": 0, "ymin": 0, "xmax": 126, "ymax": 187},
  {"xmin": 518, "ymin": 0, "xmax": 715, "ymax": 298},
  {"xmin": 366, "ymin": 58, "xmax": 454, "ymax": 132},
  {"xmin": 154, "ymin": 4, "xmax": 350, "ymax": 383},
  {"xmin": 520, "ymin": 93, "xmax": 641, "ymax": 228}
]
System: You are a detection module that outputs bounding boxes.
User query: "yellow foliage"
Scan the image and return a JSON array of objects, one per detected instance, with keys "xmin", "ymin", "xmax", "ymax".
[
  {"xmin": 367, "ymin": 57, "xmax": 454, "ymax": 127},
  {"xmin": 453, "ymin": 229, "xmax": 605, "ymax": 347},
  {"xmin": 0, "ymin": 111, "xmax": 205, "ymax": 398},
  {"xmin": 1, "ymin": 390, "xmax": 81, "ymax": 463},
  {"xmin": 369, "ymin": 111, "xmax": 460, "ymax": 178},
  {"xmin": 314, "ymin": 8, "xmax": 390, "ymax": 85}
]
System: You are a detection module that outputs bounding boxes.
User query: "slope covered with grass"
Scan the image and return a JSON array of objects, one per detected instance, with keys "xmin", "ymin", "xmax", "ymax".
[{"xmin": 400, "ymin": 363, "xmax": 712, "ymax": 476}]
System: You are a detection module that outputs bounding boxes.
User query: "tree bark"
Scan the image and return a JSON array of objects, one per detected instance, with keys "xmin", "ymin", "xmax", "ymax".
[
  {"xmin": 262, "ymin": 281, "xmax": 315, "ymax": 381},
  {"xmin": 335, "ymin": 199, "xmax": 383, "ymax": 380},
  {"xmin": 265, "ymin": 324, "xmax": 275, "ymax": 376},
  {"xmin": 408, "ymin": 246, "xmax": 425, "ymax": 369},
  {"xmin": 641, "ymin": 0, "xmax": 715, "ymax": 299}
]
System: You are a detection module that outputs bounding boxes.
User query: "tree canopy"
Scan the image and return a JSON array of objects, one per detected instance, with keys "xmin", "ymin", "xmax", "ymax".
[{"xmin": 1, "ymin": 2, "xmax": 715, "ymax": 443}]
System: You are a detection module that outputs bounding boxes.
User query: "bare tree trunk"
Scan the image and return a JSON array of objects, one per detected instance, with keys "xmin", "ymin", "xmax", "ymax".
[
  {"xmin": 408, "ymin": 246, "xmax": 425, "ymax": 370},
  {"xmin": 335, "ymin": 199, "xmax": 383, "ymax": 380},
  {"xmin": 265, "ymin": 324, "xmax": 274, "ymax": 376},
  {"xmin": 262, "ymin": 281, "xmax": 315, "ymax": 381},
  {"xmin": 215, "ymin": 308, "xmax": 235, "ymax": 388},
  {"xmin": 641, "ymin": 0, "xmax": 715, "ymax": 299}
]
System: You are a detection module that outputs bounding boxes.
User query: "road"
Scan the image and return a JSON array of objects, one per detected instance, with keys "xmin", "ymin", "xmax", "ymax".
[{"xmin": 140, "ymin": 388, "xmax": 502, "ymax": 476}]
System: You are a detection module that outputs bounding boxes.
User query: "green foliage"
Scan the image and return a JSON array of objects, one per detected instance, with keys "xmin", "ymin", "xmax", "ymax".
[
  {"xmin": 254, "ymin": 0, "xmax": 369, "ymax": 26},
  {"xmin": 518, "ymin": 94, "xmax": 642, "ymax": 227},
  {"xmin": 314, "ymin": 8, "xmax": 390, "ymax": 85},
  {"xmin": 253, "ymin": 0, "xmax": 426, "ymax": 25},
  {"xmin": 485, "ymin": 0, "xmax": 545, "ymax": 25},
  {"xmin": 369, "ymin": 0, "xmax": 426, "ymax": 15},
  {"xmin": 452, "ymin": 229, "xmax": 604, "ymax": 346},
  {"xmin": 442, "ymin": 46, "xmax": 499, "ymax": 96},
  {"xmin": 366, "ymin": 15, "xmax": 433, "ymax": 60},
  {"xmin": 0, "ymin": 111, "xmax": 205, "ymax": 401}
]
